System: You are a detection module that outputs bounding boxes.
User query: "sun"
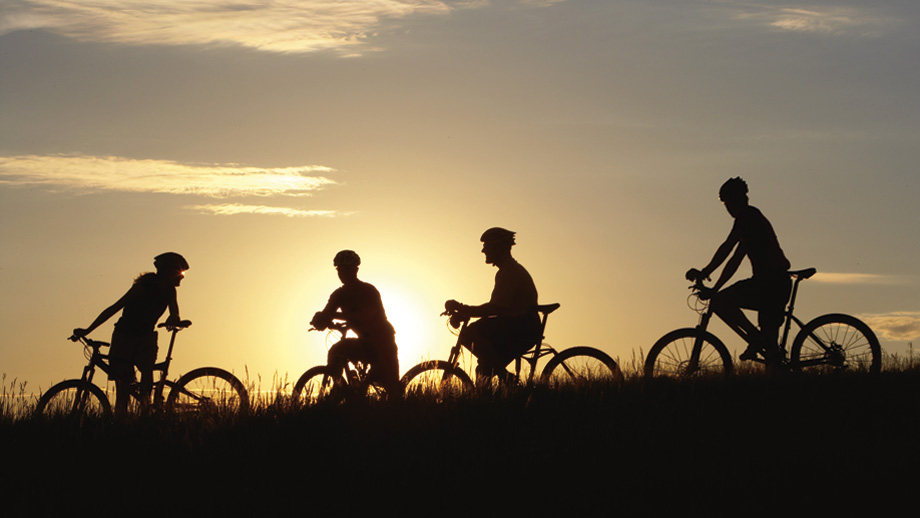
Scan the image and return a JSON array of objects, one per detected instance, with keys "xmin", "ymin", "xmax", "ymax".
[{"xmin": 378, "ymin": 286, "xmax": 440, "ymax": 373}]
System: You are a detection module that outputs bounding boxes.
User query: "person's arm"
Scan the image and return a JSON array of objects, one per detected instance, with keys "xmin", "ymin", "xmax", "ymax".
[
  {"xmin": 447, "ymin": 271, "xmax": 510, "ymax": 318},
  {"xmin": 73, "ymin": 288, "xmax": 132, "ymax": 337},
  {"xmin": 163, "ymin": 287, "xmax": 181, "ymax": 327},
  {"xmin": 687, "ymin": 223, "xmax": 741, "ymax": 282}
]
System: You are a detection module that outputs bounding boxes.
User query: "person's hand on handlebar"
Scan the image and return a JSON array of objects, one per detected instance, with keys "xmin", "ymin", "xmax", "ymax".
[
  {"xmin": 70, "ymin": 328, "xmax": 89, "ymax": 341},
  {"xmin": 685, "ymin": 268, "xmax": 710, "ymax": 283}
]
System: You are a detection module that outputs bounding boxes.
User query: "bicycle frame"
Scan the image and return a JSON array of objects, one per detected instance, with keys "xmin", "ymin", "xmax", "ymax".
[
  {"xmin": 442, "ymin": 303, "xmax": 561, "ymax": 383},
  {"xmin": 69, "ymin": 322, "xmax": 188, "ymax": 408},
  {"xmin": 689, "ymin": 269, "xmax": 820, "ymax": 365}
]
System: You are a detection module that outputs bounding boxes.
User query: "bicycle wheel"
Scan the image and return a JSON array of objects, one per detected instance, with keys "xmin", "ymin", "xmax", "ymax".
[
  {"xmin": 401, "ymin": 360, "xmax": 473, "ymax": 398},
  {"xmin": 291, "ymin": 365, "xmax": 338, "ymax": 405},
  {"xmin": 790, "ymin": 314, "xmax": 881, "ymax": 374},
  {"xmin": 165, "ymin": 367, "xmax": 250, "ymax": 415},
  {"xmin": 540, "ymin": 346, "xmax": 623, "ymax": 385},
  {"xmin": 34, "ymin": 379, "xmax": 111, "ymax": 418},
  {"xmin": 644, "ymin": 328, "xmax": 733, "ymax": 378}
]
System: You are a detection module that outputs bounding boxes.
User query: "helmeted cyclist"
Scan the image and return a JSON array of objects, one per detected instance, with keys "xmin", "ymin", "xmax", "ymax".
[
  {"xmin": 310, "ymin": 250, "xmax": 401, "ymax": 396},
  {"xmin": 686, "ymin": 177, "xmax": 792, "ymax": 364},
  {"xmin": 72, "ymin": 252, "xmax": 188, "ymax": 416},
  {"xmin": 445, "ymin": 227, "xmax": 541, "ymax": 382}
]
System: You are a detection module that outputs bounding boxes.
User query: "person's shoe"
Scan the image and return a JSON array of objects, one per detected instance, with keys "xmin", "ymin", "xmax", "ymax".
[{"xmin": 739, "ymin": 344, "xmax": 761, "ymax": 361}]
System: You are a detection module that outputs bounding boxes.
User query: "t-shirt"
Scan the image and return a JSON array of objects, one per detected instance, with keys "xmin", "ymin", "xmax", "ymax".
[
  {"xmin": 114, "ymin": 274, "xmax": 175, "ymax": 335},
  {"xmin": 729, "ymin": 205, "xmax": 791, "ymax": 278},
  {"xmin": 489, "ymin": 259, "xmax": 539, "ymax": 317},
  {"xmin": 322, "ymin": 280, "xmax": 395, "ymax": 340}
]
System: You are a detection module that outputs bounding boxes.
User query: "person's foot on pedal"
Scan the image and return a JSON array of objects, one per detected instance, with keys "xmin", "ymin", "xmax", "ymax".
[{"xmin": 739, "ymin": 344, "xmax": 761, "ymax": 361}]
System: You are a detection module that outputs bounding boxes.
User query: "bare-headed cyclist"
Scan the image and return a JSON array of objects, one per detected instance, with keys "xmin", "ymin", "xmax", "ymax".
[{"xmin": 445, "ymin": 227, "xmax": 541, "ymax": 383}]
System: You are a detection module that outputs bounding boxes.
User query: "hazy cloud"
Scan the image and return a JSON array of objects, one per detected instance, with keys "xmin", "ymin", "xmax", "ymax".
[
  {"xmin": 0, "ymin": 154, "xmax": 336, "ymax": 197},
  {"xmin": 188, "ymin": 203, "xmax": 348, "ymax": 218},
  {"xmin": 811, "ymin": 272, "xmax": 907, "ymax": 285},
  {"xmin": 733, "ymin": 4, "xmax": 897, "ymax": 36},
  {"xmin": 0, "ymin": 0, "xmax": 561, "ymax": 54},
  {"xmin": 859, "ymin": 311, "xmax": 920, "ymax": 341}
]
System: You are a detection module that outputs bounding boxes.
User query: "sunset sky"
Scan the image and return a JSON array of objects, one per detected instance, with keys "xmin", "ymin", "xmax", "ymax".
[{"xmin": 2, "ymin": 0, "xmax": 918, "ymax": 393}]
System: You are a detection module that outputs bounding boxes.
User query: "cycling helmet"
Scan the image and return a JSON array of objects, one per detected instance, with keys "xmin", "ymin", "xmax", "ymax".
[
  {"xmin": 719, "ymin": 177, "xmax": 748, "ymax": 201},
  {"xmin": 480, "ymin": 227, "xmax": 516, "ymax": 246},
  {"xmin": 154, "ymin": 252, "xmax": 189, "ymax": 272},
  {"xmin": 333, "ymin": 250, "xmax": 361, "ymax": 268}
]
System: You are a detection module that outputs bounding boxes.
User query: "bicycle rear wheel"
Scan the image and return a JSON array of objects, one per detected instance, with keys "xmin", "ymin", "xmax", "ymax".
[
  {"xmin": 34, "ymin": 379, "xmax": 111, "ymax": 418},
  {"xmin": 540, "ymin": 346, "xmax": 623, "ymax": 385},
  {"xmin": 790, "ymin": 314, "xmax": 881, "ymax": 374},
  {"xmin": 401, "ymin": 360, "xmax": 473, "ymax": 398},
  {"xmin": 644, "ymin": 329, "xmax": 733, "ymax": 378},
  {"xmin": 165, "ymin": 367, "xmax": 250, "ymax": 415}
]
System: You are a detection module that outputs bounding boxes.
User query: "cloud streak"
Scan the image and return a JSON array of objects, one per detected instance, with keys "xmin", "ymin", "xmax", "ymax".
[
  {"xmin": 859, "ymin": 311, "xmax": 920, "ymax": 342},
  {"xmin": 811, "ymin": 272, "xmax": 909, "ymax": 285},
  {"xmin": 0, "ymin": 0, "xmax": 455, "ymax": 54},
  {"xmin": 733, "ymin": 4, "xmax": 897, "ymax": 36},
  {"xmin": 0, "ymin": 154, "xmax": 336, "ymax": 197},
  {"xmin": 188, "ymin": 203, "xmax": 349, "ymax": 218}
]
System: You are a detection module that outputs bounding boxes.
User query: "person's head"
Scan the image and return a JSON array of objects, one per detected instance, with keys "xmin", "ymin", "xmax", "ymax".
[
  {"xmin": 718, "ymin": 177, "xmax": 749, "ymax": 217},
  {"xmin": 333, "ymin": 249, "xmax": 360, "ymax": 284},
  {"xmin": 154, "ymin": 252, "xmax": 188, "ymax": 286},
  {"xmin": 480, "ymin": 227, "xmax": 515, "ymax": 265}
]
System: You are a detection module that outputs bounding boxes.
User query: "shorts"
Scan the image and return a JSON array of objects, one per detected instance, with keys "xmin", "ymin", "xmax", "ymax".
[
  {"xmin": 717, "ymin": 276, "xmax": 792, "ymax": 330},
  {"xmin": 108, "ymin": 329, "xmax": 158, "ymax": 383},
  {"xmin": 460, "ymin": 313, "xmax": 542, "ymax": 370}
]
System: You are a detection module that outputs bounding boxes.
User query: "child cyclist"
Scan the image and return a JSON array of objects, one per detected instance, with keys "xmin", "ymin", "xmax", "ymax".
[{"xmin": 72, "ymin": 252, "xmax": 189, "ymax": 416}]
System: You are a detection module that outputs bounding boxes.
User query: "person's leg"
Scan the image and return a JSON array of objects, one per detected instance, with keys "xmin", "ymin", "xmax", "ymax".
[{"xmin": 710, "ymin": 281, "xmax": 760, "ymax": 348}]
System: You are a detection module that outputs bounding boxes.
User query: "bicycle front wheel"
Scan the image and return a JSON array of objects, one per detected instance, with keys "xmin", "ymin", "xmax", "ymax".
[
  {"xmin": 291, "ymin": 365, "xmax": 339, "ymax": 405},
  {"xmin": 540, "ymin": 347, "xmax": 623, "ymax": 385},
  {"xmin": 644, "ymin": 328, "xmax": 733, "ymax": 378},
  {"xmin": 34, "ymin": 379, "xmax": 112, "ymax": 418},
  {"xmin": 790, "ymin": 314, "xmax": 881, "ymax": 374},
  {"xmin": 166, "ymin": 367, "xmax": 250, "ymax": 415},
  {"xmin": 401, "ymin": 361, "xmax": 473, "ymax": 398}
]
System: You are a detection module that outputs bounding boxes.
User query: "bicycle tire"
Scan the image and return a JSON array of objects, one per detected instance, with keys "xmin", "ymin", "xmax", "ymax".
[
  {"xmin": 540, "ymin": 346, "xmax": 623, "ymax": 385},
  {"xmin": 401, "ymin": 360, "xmax": 473, "ymax": 397},
  {"xmin": 790, "ymin": 313, "xmax": 882, "ymax": 374},
  {"xmin": 291, "ymin": 365, "xmax": 338, "ymax": 405},
  {"xmin": 165, "ymin": 367, "xmax": 250, "ymax": 415},
  {"xmin": 34, "ymin": 379, "xmax": 112, "ymax": 418},
  {"xmin": 644, "ymin": 328, "xmax": 733, "ymax": 378}
]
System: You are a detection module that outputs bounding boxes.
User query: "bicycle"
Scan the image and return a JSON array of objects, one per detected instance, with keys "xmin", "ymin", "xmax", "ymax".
[
  {"xmin": 401, "ymin": 303, "xmax": 623, "ymax": 395},
  {"xmin": 35, "ymin": 321, "xmax": 250, "ymax": 418},
  {"xmin": 291, "ymin": 319, "xmax": 393, "ymax": 405},
  {"xmin": 644, "ymin": 267, "xmax": 882, "ymax": 378}
]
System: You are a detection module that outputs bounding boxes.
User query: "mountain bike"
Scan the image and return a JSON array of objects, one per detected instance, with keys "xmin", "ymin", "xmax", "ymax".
[
  {"xmin": 291, "ymin": 319, "xmax": 393, "ymax": 405},
  {"xmin": 401, "ymin": 303, "xmax": 623, "ymax": 396},
  {"xmin": 644, "ymin": 268, "xmax": 882, "ymax": 378},
  {"xmin": 35, "ymin": 321, "xmax": 249, "ymax": 418}
]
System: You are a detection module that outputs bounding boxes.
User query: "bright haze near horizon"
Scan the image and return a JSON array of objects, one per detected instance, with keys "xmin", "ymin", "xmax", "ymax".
[{"xmin": 1, "ymin": 0, "xmax": 918, "ymax": 393}]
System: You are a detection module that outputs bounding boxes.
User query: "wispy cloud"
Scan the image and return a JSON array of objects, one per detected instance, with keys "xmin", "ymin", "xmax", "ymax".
[
  {"xmin": 0, "ymin": 154, "xmax": 336, "ymax": 197},
  {"xmin": 733, "ymin": 4, "xmax": 897, "ymax": 36},
  {"xmin": 0, "ymin": 0, "xmax": 470, "ymax": 54},
  {"xmin": 188, "ymin": 203, "xmax": 349, "ymax": 218},
  {"xmin": 811, "ymin": 272, "xmax": 909, "ymax": 285},
  {"xmin": 859, "ymin": 311, "xmax": 920, "ymax": 342}
]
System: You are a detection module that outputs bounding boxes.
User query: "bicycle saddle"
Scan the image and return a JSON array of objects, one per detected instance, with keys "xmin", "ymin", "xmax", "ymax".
[
  {"xmin": 536, "ymin": 303, "xmax": 561, "ymax": 314},
  {"xmin": 788, "ymin": 268, "xmax": 817, "ymax": 279}
]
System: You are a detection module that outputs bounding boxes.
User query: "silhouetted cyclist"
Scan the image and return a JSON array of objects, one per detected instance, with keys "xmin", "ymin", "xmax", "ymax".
[
  {"xmin": 686, "ymin": 177, "xmax": 792, "ymax": 364},
  {"xmin": 445, "ymin": 227, "xmax": 541, "ymax": 382},
  {"xmin": 310, "ymin": 250, "xmax": 401, "ymax": 396},
  {"xmin": 72, "ymin": 252, "xmax": 188, "ymax": 416}
]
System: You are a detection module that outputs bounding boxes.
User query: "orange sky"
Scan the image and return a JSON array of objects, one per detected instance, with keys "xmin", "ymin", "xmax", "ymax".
[{"xmin": 1, "ymin": 0, "xmax": 918, "ymax": 394}]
